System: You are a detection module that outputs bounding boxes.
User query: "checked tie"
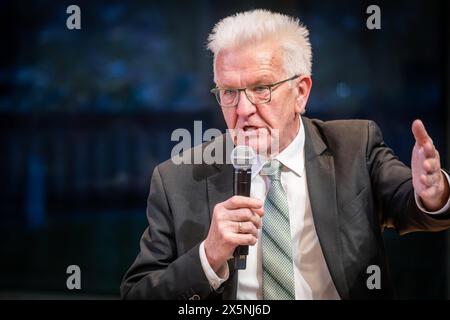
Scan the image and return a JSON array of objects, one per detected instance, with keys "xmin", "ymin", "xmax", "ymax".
[{"xmin": 261, "ymin": 160, "xmax": 295, "ymax": 300}]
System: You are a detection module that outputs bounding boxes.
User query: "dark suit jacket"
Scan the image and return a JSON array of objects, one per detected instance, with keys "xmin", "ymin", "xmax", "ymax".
[{"xmin": 120, "ymin": 117, "xmax": 450, "ymax": 299}]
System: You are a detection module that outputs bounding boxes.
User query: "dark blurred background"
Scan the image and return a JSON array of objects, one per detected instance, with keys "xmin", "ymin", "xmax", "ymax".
[{"xmin": 0, "ymin": 0, "xmax": 448, "ymax": 299}]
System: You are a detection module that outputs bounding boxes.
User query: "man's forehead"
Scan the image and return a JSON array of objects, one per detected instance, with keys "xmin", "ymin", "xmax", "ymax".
[
  {"xmin": 214, "ymin": 43, "xmax": 283, "ymax": 84},
  {"xmin": 216, "ymin": 43, "xmax": 281, "ymax": 68}
]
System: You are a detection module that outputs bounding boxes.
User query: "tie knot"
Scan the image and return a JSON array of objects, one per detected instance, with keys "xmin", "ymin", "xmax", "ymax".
[{"xmin": 262, "ymin": 160, "xmax": 283, "ymax": 181}]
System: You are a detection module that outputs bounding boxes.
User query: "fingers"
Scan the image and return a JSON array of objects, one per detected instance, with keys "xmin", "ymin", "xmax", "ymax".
[
  {"xmin": 412, "ymin": 120, "xmax": 438, "ymax": 161},
  {"xmin": 418, "ymin": 186, "xmax": 440, "ymax": 200},
  {"xmin": 228, "ymin": 208, "xmax": 262, "ymax": 229},
  {"xmin": 224, "ymin": 196, "xmax": 263, "ymax": 215},
  {"xmin": 420, "ymin": 171, "xmax": 441, "ymax": 188},
  {"xmin": 420, "ymin": 173, "xmax": 436, "ymax": 187},
  {"xmin": 234, "ymin": 221, "xmax": 259, "ymax": 237},
  {"xmin": 219, "ymin": 226, "xmax": 258, "ymax": 247},
  {"xmin": 217, "ymin": 223, "xmax": 258, "ymax": 249},
  {"xmin": 412, "ymin": 119, "xmax": 431, "ymax": 147},
  {"xmin": 206, "ymin": 196, "xmax": 264, "ymax": 269},
  {"xmin": 207, "ymin": 195, "xmax": 263, "ymax": 263},
  {"xmin": 422, "ymin": 141, "xmax": 436, "ymax": 159},
  {"xmin": 226, "ymin": 233, "xmax": 258, "ymax": 246},
  {"xmin": 422, "ymin": 158, "xmax": 439, "ymax": 174}
]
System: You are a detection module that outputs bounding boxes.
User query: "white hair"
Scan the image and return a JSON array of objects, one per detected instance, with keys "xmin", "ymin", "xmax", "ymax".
[{"xmin": 207, "ymin": 9, "xmax": 312, "ymax": 77}]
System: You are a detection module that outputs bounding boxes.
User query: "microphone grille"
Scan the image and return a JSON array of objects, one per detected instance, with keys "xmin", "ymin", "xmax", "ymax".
[{"xmin": 230, "ymin": 145, "xmax": 256, "ymax": 170}]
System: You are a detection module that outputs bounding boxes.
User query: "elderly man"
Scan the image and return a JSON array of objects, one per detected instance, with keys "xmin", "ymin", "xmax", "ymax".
[{"xmin": 121, "ymin": 9, "xmax": 450, "ymax": 300}]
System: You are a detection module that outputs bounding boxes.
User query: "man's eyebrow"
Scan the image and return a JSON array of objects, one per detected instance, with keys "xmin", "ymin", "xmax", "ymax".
[
  {"xmin": 248, "ymin": 74, "xmax": 276, "ymax": 86},
  {"xmin": 220, "ymin": 75, "xmax": 275, "ymax": 89}
]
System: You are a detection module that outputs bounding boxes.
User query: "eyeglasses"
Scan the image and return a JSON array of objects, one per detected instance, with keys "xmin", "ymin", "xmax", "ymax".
[{"xmin": 210, "ymin": 75, "xmax": 300, "ymax": 108}]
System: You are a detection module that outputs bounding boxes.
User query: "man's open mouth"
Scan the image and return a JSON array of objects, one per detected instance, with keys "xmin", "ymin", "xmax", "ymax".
[{"xmin": 243, "ymin": 126, "xmax": 258, "ymax": 132}]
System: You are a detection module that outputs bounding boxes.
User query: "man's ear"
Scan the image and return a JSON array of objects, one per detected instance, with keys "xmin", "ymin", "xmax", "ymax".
[{"xmin": 294, "ymin": 76, "xmax": 312, "ymax": 114}]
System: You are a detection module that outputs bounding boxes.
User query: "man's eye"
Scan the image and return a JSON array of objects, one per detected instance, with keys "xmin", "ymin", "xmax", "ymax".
[
  {"xmin": 223, "ymin": 89, "xmax": 236, "ymax": 96},
  {"xmin": 253, "ymin": 86, "xmax": 268, "ymax": 93}
]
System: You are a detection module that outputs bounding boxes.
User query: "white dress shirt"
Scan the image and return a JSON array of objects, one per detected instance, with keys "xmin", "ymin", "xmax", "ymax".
[{"xmin": 199, "ymin": 119, "xmax": 450, "ymax": 299}]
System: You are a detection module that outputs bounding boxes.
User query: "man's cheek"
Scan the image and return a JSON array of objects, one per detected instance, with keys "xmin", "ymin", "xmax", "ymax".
[{"xmin": 223, "ymin": 113, "xmax": 237, "ymax": 129}]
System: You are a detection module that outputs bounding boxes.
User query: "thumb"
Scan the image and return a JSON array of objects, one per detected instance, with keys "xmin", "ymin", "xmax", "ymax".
[{"xmin": 412, "ymin": 119, "xmax": 430, "ymax": 147}]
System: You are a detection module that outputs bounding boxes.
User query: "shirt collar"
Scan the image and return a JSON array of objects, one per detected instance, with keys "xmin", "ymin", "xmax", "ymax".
[{"xmin": 251, "ymin": 118, "xmax": 305, "ymax": 178}]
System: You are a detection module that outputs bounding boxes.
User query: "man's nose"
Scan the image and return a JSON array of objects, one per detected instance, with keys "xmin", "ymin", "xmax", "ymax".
[{"xmin": 235, "ymin": 90, "xmax": 256, "ymax": 118}]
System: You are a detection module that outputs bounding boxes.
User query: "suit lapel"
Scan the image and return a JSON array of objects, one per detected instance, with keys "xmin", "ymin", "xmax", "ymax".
[{"xmin": 302, "ymin": 117, "xmax": 350, "ymax": 299}]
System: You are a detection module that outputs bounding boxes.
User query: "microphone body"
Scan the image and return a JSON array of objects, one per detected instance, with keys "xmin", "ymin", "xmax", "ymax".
[
  {"xmin": 230, "ymin": 145, "xmax": 256, "ymax": 270},
  {"xmin": 233, "ymin": 168, "xmax": 251, "ymax": 270}
]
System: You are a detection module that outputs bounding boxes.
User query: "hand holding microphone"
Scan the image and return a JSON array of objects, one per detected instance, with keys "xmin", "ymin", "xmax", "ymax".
[{"xmin": 204, "ymin": 146, "xmax": 263, "ymax": 273}]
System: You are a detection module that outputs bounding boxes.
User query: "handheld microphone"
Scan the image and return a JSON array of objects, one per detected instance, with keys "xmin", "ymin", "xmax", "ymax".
[{"xmin": 230, "ymin": 145, "xmax": 256, "ymax": 270}]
